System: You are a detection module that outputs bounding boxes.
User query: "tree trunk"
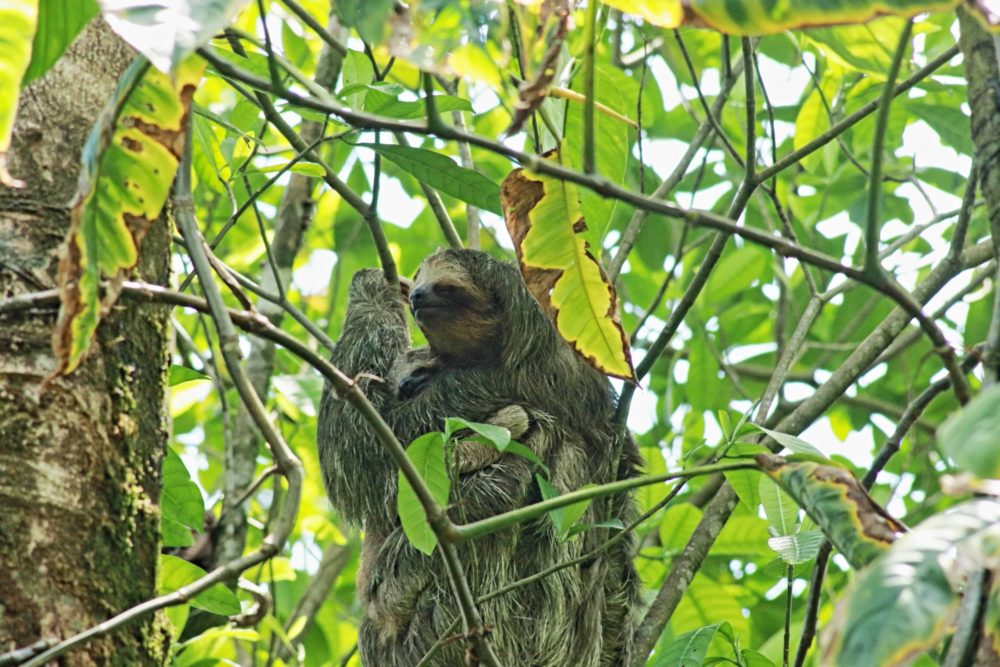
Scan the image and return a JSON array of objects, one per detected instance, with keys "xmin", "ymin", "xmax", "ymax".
[{"xmin": 0, "ymin": 19, "xmax": 170, "ymax": 665}]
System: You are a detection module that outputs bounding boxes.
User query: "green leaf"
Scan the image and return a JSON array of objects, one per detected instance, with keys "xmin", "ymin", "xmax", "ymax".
[
  {"xmin": 0, "ymin": 0, "xmax": 38, "ymax": 153},
  {"xmin": 445, "ymin": 417, "xmax": 511, "ymax": 449},
  {"xmin": 397, "ymin": 432, "xmax": 449, "ymax": 555},
  {"xmin": 794, "ymin": 87, "xmax": 831, "ymax": 173},
  {"xmin": 162, "ymin": 448, "xmax": 205, "ymax": 530},
  {"xmin": 686, "ymin": 337, "xmax": 725, "ymax": 411},
  {"xmin": 562, "ymin": 64, "xmax": 633, "ymax": 239},
  {"xmin": 726, "ymin": 468, "xmax": 762, "ymax": 512},
  {"xmin": 752, "ymin": 425, "xmax": 826, "ymax": 458},
  {"xmin": 157, "ymin": 555, "xmax": 241, "ymax": 616},
  {"xmin": 161, "ymin": 516, "xmax": 194, "ymax": 549},
  {"xmin": 713, "ymin": 515, "xmax": 771, "ymax": 556},
  {"xmin": 805, "ymin": 20, "xmax": 907, "ymax": 77},
  {"xmin": 536, "ymin": 475, "xmax": 592, "ymax": 541},
  {"xmin": 163, "ymin": 603, "xmax": 189, "ymax": 641},
  {"xmin": 704, "ymin": 246, "xmax": 769, "ymax": 304},
  {"xmin": 360, "ymin": 144, "xmax": 502, "ymax": 215},
  {"xmin": 359, "ymin": 87, "xmax": 472, "ymax": 120},
  {"xmin": 760, "ymin": 477, "xmax": 799, "ymax": 536},
  {"xmin": 503, "ymin": 442, "xmax": 549, "ymax": 475},
  {"xmin": 168, "ymin": 365, "xmax": 211, "ymax": 387},
  {"xmin": 23, "ymin": 0, "xmax": 97, "ymax": 85},
  {"xmin": 673, "ymin": 575, "xmax": 749, "ymax": 640},
  {"xmin": 102, "ymin": 0, "xmax": 251, "ymax": 72},
  {"xmin": 938, "ymin": 384, "xmax": 1000, "ymax": 479},
  {"xmin": 767, "ymin": 530, "xmax": 824, "ymax": 565},
  {"xmin": 659, "ymin": 503, "xmax": 702, "ymax": 552},
  {"xmin": 334, "ymin": 0, "xmax": 394, "ymax": 43},
  {"xmin": 653, "ymin": 622, "xmax": 729, "ymax": 667},
  {"xmin": 824, "ymin": 500, "xmax": 1000, "ymax": 667},
  {"xmin": 905, "ymin": 100, "xmax": 973, "ymax": 156}
]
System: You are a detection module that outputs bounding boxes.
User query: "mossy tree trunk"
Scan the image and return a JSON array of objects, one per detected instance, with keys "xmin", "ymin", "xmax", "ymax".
[{"xmin": 0, "ymin": 19, "xmax": 170, "ymax": 665}]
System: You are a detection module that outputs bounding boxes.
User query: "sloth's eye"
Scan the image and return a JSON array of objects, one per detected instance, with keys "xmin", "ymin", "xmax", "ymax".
[{"xmin": 434, "ymin": 283, "xmax": 459, "ymax": 297}]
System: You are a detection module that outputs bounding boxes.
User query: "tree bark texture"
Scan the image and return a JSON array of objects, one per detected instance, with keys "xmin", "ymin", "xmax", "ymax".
[{"xmin": 0, "ymin": 20, "xmax": 171, "ymax": 665}]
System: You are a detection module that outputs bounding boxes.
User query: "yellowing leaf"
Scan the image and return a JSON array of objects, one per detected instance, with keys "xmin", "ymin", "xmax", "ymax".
[
  {"xmin": 0, "ymin": 0, "xmax": 38, "ymax": 165},
  {"xmin": 601, "ymin": 0, "xmax": 682, "ymax": 27},
  {"xmin": 53, "ymin": 56, "xmax": 205, "ymax": 374},
  {"xmin": 501, "ymin": 156, "xmax": 635, "ymax": 381},
  {"xmin": 685, "ymin": 0, "xmax": 959, "ymax": 35}
]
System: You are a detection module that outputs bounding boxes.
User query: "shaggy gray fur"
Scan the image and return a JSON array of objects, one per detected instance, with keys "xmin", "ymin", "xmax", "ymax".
[{"xmin": 317, "ymin": 249, "xmax": 642, "ymax": 666}]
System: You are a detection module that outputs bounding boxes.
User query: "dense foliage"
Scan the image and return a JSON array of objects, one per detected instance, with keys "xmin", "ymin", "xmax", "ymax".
[{"xmin": 4, "ymin": 1, "xmax": 1000, "ymax": 666}]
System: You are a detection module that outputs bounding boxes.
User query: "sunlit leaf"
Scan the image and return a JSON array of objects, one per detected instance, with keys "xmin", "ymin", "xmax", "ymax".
[
  {"xmin": 168, "ymin": 365, "xmax": 211, "ymax": 387},
  {"xmin": 23, "ymin": 0, "xmax": 97, "ymax": 85},
  {"xmin": 501, "ymin": 156, "xmax": 635, "ymax": 380},
  {"xmin": 158, "ymin": 554, "xmax": 241, "ymax": 616},
  {"xmin": 0, "ymin": 0, "xmax": 37, "ymax": 159},
  {"xmin": 652, "ymin": 621, "xmax": 730, "ymax": 667}
]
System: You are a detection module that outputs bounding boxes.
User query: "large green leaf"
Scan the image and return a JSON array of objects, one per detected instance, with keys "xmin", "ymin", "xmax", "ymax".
[
  {"xmin": 397, "ymin": 432, "xmax": 450, "ymax": 555},
  {"xmin": 53, "ymin": 57, "xmax": 204, "ymax": 374},
  {"xmin": 757, "ymin": 454, "xmax": 903, "ymax": 569},
  {"xmin": 652, "ymin": 622, "xmax": 730, "ymax": 667},
  {"xmin": 673, "ymin": 574, "xmax": 750, "ymax": 640},
  {"xmin": 938, "ymin": 384, "xmax": 1000, "ymax": 479},
  {"xmin": 162, "ymin": 448, "xmax": 205, "ymax": 532},
  {"xmin": 157, "ymin": 554, "xmax": 241, "ymax": 616},
  {"xmin": 562, "ymin": 64, "xmax": 633, "ymax": 240},
  {"xmin": 23, "ymin": 0, "xmax": 98, "ymax": 84},
  {"xmin": 501, "ymin": 158, "xmax": 635, "ymax": 380},
  {"xmin": 805, "ymin": 19, "xmax": 909, "ymax": 77},
  {"xmin": 760, "ymin": 477, "xmax": 799, "ymax": 536},
  {"xmin": 360, "ymin": 143, "xmax": 502, "ymax": 215},
  {"xmin": 822, "ymin": 500, "xmax": 1000, "ymax": 667},
  {"xmin": 100, "ymin": 0, "xmax": 250, "ymax": 72},
  {"xmin": 0, "ymin": 0, "xmax": 37, "ymax": 156}
]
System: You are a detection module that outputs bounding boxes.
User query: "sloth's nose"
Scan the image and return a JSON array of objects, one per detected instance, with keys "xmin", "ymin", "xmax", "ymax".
[{"xmin": 409, "ymin": 284, "xmax": 431, "ymax": 309}]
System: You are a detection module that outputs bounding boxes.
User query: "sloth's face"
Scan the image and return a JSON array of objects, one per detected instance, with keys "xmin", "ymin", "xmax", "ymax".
[{"xmin": 409, "ymin": 254, "xmax": 501, "ymax": 366}]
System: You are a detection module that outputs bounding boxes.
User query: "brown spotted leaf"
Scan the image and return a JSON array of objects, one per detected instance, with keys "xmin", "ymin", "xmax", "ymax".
[
  {"xmin": 53, "ymin": 57, "xmax": 204, "ymax": 374},
  {"xmin": 501, "ymin": 155, "xmax": 634, "ymax": 381},
  {"xmin": 822, "ymin": 499, "xmax": 1000, "ymax": 667}
]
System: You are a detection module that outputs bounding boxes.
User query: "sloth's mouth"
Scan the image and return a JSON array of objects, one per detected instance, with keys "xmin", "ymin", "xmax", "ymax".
[{"xmin": 411, "ymin": 304, "xmax": 451, "ymax": 319}]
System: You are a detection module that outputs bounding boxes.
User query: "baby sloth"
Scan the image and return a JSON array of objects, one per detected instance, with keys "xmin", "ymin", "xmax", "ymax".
[{"xmin": 391, "ymin": 348, "xmax": 523, "ymax": 474}]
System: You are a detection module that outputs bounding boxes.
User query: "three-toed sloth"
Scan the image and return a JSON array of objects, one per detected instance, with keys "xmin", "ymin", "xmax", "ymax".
[{"xmin": 317, "ymin": 248, "xmax": 642, "ymax": 666}]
